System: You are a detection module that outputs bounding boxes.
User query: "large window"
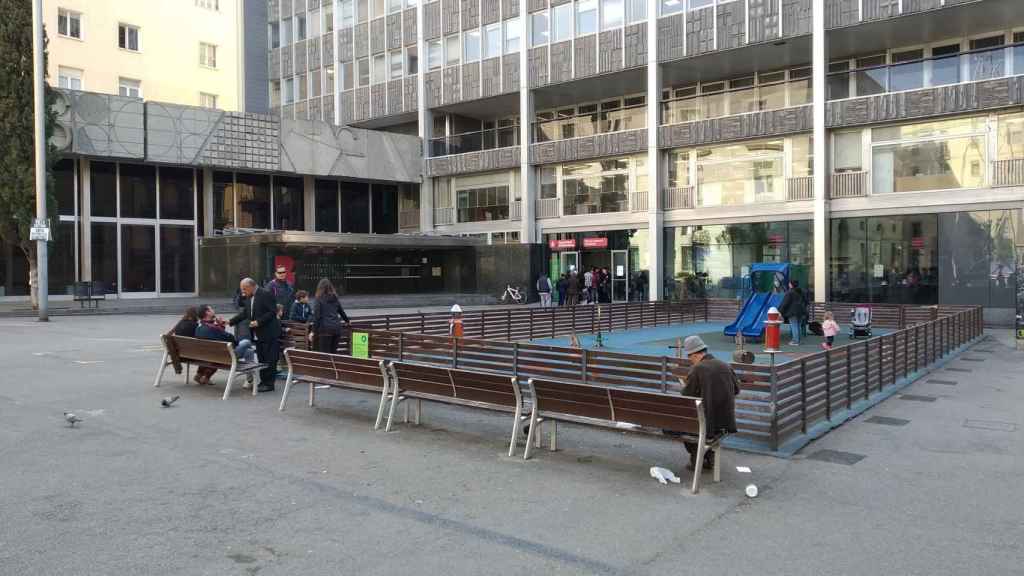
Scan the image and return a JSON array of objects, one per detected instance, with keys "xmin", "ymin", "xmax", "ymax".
[
  {"xmin": 531, "ymin": 11, "xmax": 549, "ymax": 46},
  {"xmin": 463, "ymin": 29, "xmax": 481, "ymax": 62},
  {"xmin": 483, "ymin": 23, "xmax": 501, "ymax": 59},
  {"xmin": 662, "ymin": 67, "xmax": 812, "ymax": 125},
  {"xmin": 315, "ymin": 179, "xmax": 340, "ymax": 232},
  {"xmin": 561, "ymin": 157, "xmax": 637, "ymax": 215},
  {"xmin": 445, "ymin": 34, "xmax": 460, "ymax": 66},
  {"xmin": 118, "ymin": 23, "xmax": 140, "ymax": 51},
  {"xmin": 601, "ymin": 0, "xmax": 623, "ymax": 30},
  {"xmin": 504, "ymin": 18, "xmax": 520, "ymax": 53},
  {"xmin": 58, "ymin": 8, "xmax": 82, "ymax": 39},
  {"xmin": 213, "ymin": 171, "xmax": 234, "ymax": 229},
  {"xmin": 91, "ymin": 223, "xmax": 118, "ymax": 293},
  {"xmin": 160, "ymin": 226, "xmax": 195, "ymax": 293},
  {"xmin": 121, "ymin": 224, "xmax": 156, "ymax": 292},
  {"xmin": 871, "ymin": 117, "xmax": 987, "ymax": 194},
  {"xmin": 552, "ymin": 3, "xmax": 572, "ymax": 42},
  {"xmin": 696, "ymin": 140, "xmax": 785, "ymax": 207},
  {"xmin": 119, "ymin": 164, "xmax": 157, "ymax": 218},
  {"xmin": 456, "ymin": 185, "xmax": 509, "ymax": 223},
  {"xmin": 235, "ymin": 173, "xmax": 270, "ymax": 229},
  {"xmin": 996, "ymin": 112, "xmax": 1024, "ymax": 161},
  {"xmin": 576, "ymin": 0, "xmax": 597, "ymax": 35},
  {"xmin": 428, "ymin": 39, "xmax": 443, "ymax": 69},
  {"xmin": 274, "ymin": 176, "xmax": 305, "ymax": 230},
  {"xmin": 159, "ymin": 167, "xmax": 194, "ymax": 220}
]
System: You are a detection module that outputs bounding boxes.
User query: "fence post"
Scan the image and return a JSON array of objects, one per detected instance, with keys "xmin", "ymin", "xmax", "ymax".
[
  {"xmin": 846, "ymin": 344, "xmax": 853, "ymax": 410},
  {"xmin": 513, "ymin": 342, "xmax": 519, "ymax": 381},
  {"xmin": 800, "ymin": 358, "xmax": 807, "ymax": 434},
  {"xmin": 481, "ymin": 310, "xmax": 486, "ymax": 339},
  {"xmin": 879, "ymin": 337, "xmax": 885, "ymax": 391},
  {"xmin": 581, "ymin": 349, "xmax": 588, "ymax": 384},
  {"xmin": 398, "ymin": 332, "xmax": 404, "ymax": 361},
  {"xmin": 660, "ymin": 356, "xmax": 668, "ymax": 393},
  {"xmin": 529, "ymin": 308, "xmax": 534, "ymax": 340},
  {"xmin": 420, "ymin": 312, "xmax": 425, "ymax": 334},
  {"xmin": 571, "ymin": 305, "xmax": 576, "ymax": 334},
  {"xmin": 769, "ymin": 360, "xmax": 779, "ymax": 451},
  {"xmin": 824, "ymin": 349, "xmax": 832, "ymax": 421},
  {"xmin": 914, "ymin": 325, "xmax": 920, "ymax": 373},
  {"xmin": 904, "ymin": 329, "xmax": 909, "ymax": 379},
  {"xmin": 452, "ymin": 337, "xmax": 458, "ymax": 369},
  {"xmin": 385, "ymin": 316, "xmax": 391, "ymax": 332},
  {"xmin": 506, "ymin": 309, "xmax": 512, "ymax": 342},
  {"xmin": 551, "ymin": 308, "xmax": 556, "ymax": 338}
]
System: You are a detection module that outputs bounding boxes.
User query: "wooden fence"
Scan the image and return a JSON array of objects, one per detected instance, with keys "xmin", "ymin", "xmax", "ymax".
[{"xmin": 327, "ymin": 301, "xmax": 985, "ymax": 451}]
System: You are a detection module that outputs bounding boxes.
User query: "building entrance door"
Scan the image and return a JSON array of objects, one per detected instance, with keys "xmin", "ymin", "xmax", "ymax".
[
  {"xmin": 612, "ymin": 250, "xmax": 628, "ymax": 302},
  {"xmin": 560, "ymin": 251, "xmax": 579, "ymax": 275}
]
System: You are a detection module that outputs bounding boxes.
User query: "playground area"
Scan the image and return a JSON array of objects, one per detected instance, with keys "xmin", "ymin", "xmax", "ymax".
[{"xmin": 534, "ymin": 322, "xmax": 892, "ymax": 365}]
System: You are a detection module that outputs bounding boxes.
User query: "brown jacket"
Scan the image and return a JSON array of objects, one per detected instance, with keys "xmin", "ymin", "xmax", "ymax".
[{"xmin": 681, "ymin": 354, "xmax": 740, "ymax": 436}]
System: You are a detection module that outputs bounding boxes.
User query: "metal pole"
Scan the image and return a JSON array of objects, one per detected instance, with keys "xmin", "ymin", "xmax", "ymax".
[{"xmin": 32, "ymin": 0, "xmax": 48, "ymax": 321}]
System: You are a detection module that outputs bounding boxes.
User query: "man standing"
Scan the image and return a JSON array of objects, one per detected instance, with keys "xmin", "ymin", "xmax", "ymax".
[
  {"xmin": 266, "ymin": 265, "xmax": 295, "ymax": 320},
  {"xmin": 536, "ymin": 273, "xmax": 553, "ymax": 308},
  {"xmin": 679, "ymin": 335, "xmax": 740, "ymax": 471},
  {"xmin": 779, "ymin": 280, "xmax": 809, "ymax": 345},
  {"xmin": 230, "ymin": 278, "xmax": 281, "ymax": 392},
  {"xmin": 583, "ymin": 268, "xmax": 594, "ymax": 304}
]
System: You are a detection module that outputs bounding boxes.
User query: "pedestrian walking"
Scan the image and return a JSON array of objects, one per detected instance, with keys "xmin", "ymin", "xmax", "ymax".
[
  {"xmin": 536, "ymin": 273, "xmax": 553, "ymax": 307},
  {"xmin": 229, "ymin": 278, "xmax": 281, "ymax": 392},
  {"xmin": 566, "ymin": 272, "xmax": 580, "ymax": 306},
  {"xmin": 309, "ymin": 278, "xmax": 350, "ymax": 354},
  {"xmin": 266, "ymin": 265, "xmax": 296, "ymax": 320}
]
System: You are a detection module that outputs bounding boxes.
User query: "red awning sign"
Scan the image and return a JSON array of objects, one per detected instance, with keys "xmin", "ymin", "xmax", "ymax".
[
  {"xmin": 582, "ymin": 237, "xmax": 608, "ymax": 249},
  {"xmin": 549, "ymin": 239, "xmax": 577, "ymax": 250}
]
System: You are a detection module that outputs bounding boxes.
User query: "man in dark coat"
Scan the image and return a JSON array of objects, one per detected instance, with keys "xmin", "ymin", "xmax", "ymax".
[
  {"xmin": 778, "ymin": 280, "xmax": 809, "ymax": 345},
  {"xmin": 679, "ymin": 335, "xmax": 740, "ymax": 471},
  {"xmin": 229, "ymin": 278, "xmax": 281, "ymax": 392},
  {"xmin": 266, "ymin": 265, "xmax": 296, "ymax": 320}
]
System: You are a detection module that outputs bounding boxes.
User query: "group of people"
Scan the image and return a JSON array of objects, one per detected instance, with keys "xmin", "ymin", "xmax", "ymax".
[
  {"xmin": 172, "ymin": 265, "xmax": 351, "ymax": 392},
  {"xmin": 777, "ymin": 279, "xmax": 841, "ymax": 350},
  {"xmin": 536, "ymin": 267, "xmax": 615, "ymax": 308}
]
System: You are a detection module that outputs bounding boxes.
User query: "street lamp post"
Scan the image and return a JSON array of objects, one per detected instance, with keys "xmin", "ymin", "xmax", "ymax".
[{"xmin": 32, "ymin": 0, "xmax": 48, "ymax": 321}]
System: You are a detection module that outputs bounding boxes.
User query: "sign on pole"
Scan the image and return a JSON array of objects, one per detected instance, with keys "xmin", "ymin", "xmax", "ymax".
[
  {"xmin": 351, "ymin": 332, "xmax": 369, "ymax": 358},
  {"xmin": 30, "ymin": 218, "xmax": 50, "ymax": 242}
]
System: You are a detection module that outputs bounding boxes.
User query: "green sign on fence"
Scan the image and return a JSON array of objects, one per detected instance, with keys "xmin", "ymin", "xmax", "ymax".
[{"xmin": 352, "ymin": 332, "xmax": 369, "ymax": 358}]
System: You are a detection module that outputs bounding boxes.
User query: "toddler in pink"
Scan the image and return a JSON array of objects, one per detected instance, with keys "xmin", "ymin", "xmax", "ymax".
[{"xmin": 821, "ymin": 311, "xmax": 840, "ymax": 350}]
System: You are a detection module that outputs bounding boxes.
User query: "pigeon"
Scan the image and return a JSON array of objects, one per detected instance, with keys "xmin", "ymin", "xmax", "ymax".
[
  {"xmin": 64, "ymin": 412, "xmax": 83, "ymax": 427},
  {"xmin": 160, "ymin": 395, "xmax": 180, "ymax": 408}
]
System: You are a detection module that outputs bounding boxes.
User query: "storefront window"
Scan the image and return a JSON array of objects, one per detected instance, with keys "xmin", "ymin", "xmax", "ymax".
[
  {"xmin": 456, "ymin": 185, "xmax": 509, "ymax": 222},
  {"xmin": 50, "ymin": 221, "xmax": 77, "ymax": 295},
  {"xmin": 696, "ymin": 140, "xmax": 785, "ymax": 206},
  {"xmin": 872, "ymin": 117, "xmax": 987, "ymax": 194},
  {"xmin": 160, "ymin": 225, "xmax": 195, "ymax": 293},
  {"xmin": 236, "ymin": 173, "xmax": 270, "ymax": 229},
  {"xmin": 273, "ymin": 176, "xmax": 305, "ymax": 230},
  {"xmin": 544, "ymin": 229, "xmax": 649, "ymax": 301},
  {"xmin": 315, "ymin": 179, "xmax": 339, "ymax": 232},
  {"xmin": 119, "ymin": 164, "xmax": 157, "ymax": 219},
  {"xmin": 159, "ymin": 167, "xmax": 194, "ymax": 220},
  {"xmin": 212, "ymin": 171, "xmax": 234, "ymax": 230},
  {"xmin": 121, "ymin": 224, "xmax": 156, "ymax": 292},
  {"xmin": 91, "ymin": 222, "xmax": 117, "ymax": 293},
  {"xmin": 90, "ymin": 162, "xmax": 117, "ymax": 217},
  {"xmin": 938, "ymin": 210, "xmax": 1019, "ymax": 308},
  {"xmin": 562, "ymin": 157, "xmax": 634, "ymax": 215}
]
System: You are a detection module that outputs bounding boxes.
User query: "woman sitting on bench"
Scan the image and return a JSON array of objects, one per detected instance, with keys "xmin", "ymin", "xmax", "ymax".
[{"xmin": 193, "ymin": 304, "xmax": 256, "ymax": 385}]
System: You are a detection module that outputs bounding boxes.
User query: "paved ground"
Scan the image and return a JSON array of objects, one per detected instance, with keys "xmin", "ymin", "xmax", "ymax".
[{"xmin": 1, "ymin": 315, "xmax": 1021, "ymax": 575}]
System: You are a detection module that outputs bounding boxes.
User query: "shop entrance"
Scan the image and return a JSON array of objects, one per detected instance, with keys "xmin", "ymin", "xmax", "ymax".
[
  {"xmin": 560, "ymin": 251, "xmax": 579, "ymax": 275},
  {"xmin": 612, "ymin": 249, "xmax": 629, "ymax": 302}
]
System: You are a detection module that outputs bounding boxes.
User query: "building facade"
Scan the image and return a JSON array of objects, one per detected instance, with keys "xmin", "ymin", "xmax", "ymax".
[
  {"xmin": 45, "ymin": 0, "xmax": 246, "ymax": 111},
  {"xmin": 263, "ymin": 0, "xmax": 1024, "ymax": 319}
]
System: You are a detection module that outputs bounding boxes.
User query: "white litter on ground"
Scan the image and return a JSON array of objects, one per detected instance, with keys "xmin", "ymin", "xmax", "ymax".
[
  {"xmin": 736, "ymin": 466, "xmax": 752, "ymax": 473},
  {"xmin": 650, "ymin": 466, "xmax": 681, "ymax": 484}
]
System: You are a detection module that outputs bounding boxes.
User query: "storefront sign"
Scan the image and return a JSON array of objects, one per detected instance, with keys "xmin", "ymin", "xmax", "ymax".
[
  {"xmin": 582, "ymin": 237, "xmax": 608, "ymax": 249},
  {"xmin": 351, "ymin": 332, "xmax": 369, "ymax": 358},
  {"xmin": 767, "ymin": 234, "xmax": 785, "ymax": 245},
  {"xmin": 548, "ymin": 239, "xmax": 577, "ymax": 250},
  {"xmin": 911, "ymin": 237, "xmax": 925, "ymax": 249}
]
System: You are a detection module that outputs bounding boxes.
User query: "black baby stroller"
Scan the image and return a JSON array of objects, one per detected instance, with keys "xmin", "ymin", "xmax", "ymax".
[{"xmin": 849, "ymin": 306, "xmax": 872, "ymax": 339}]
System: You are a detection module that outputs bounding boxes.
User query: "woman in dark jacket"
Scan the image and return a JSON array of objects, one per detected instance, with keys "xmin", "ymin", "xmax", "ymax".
[
  {"xmin": 309, "ymin": 278, "xmax": 350, "ymax": 354},
  {"xmin": 172, "ymin": 307, "xmax": 199, "ymax": 337}
]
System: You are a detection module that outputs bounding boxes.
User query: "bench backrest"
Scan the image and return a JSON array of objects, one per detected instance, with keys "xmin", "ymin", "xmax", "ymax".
[
  {"xmin": 161, "ymin": 333, "xmax": 184, "ymax": 373},
  {"xmin": 390, "ymin": 362, "xmax": 520, "ymax": 409},
  {"xmin": 282, "ymin": 321, "xmax": 310, "ymax": 350},
  {"xmin": 285, "ymin": 349, "xmax": 386, "ymax": 391},
  {"xmin": 529, "ymin": 378, "xmax": 703, "ymax": 436},
  {"xmin": 170, "ymin": 335, "xmax": 235, "ymax": 366}
]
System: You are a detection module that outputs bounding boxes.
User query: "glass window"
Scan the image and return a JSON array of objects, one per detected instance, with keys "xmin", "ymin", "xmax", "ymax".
[
  {"xmin": 373, "ymin": 0, "xmax": 386, "ymax": 18},
  {"xmin": 372, "ymin": 54, "xmax": 386, "ymax": 83},
  {"xmin": 199, "ymin": 42, "xmax": 218, "ymax": 68},
  {"xmin": 341, "ymin": 62, "xmax": 354, "ymax": 90},
  {"xmin": 690, "ymin": 0, "xmax": 714, "ymax": 8},
  {"xmin": 357, "ymin": 0, "xmax": 369, "ymax": 22},
  {"xmin": 445, "ymin": 34, "xmax": 460, "ymax": 66},
  {"xmin": 626, "ymin": 0, "xmax": 646, "ymax": 22},
  {"xmin": 968, "ymin": 35, "xmax": 1005, "ymax": 81},
  {"xmin": 855, "ymin": 54, "xmax": 887, "ymax": 96},
  {"xmin": 389, "ymin": 0, "xmax": 403, "ymax": 13},
  {"xmin": 118, "ymin": 77, "xmax": 141, "ymax": 98},
  {"xmin": 464, "ymin": 29, "xmax": 481, "ymax": 62},
  {"xmin": 930, "ymin": 43, "xmax": 960, "ymax": 86},
  {"xmin": 309, "ymin": 9, "xmax": 321, "ymax": 37},
  {"xmin": 552, "ymin": 3, "xmax": 572, "ymax": 42},
  {"xmin": 324, "ymin": 4, "xmax": 334, "ymax": 33},
  {"xmin": 456, "ymin": 185, "xmax": 510, "ymax": 223},
  {"xmin": 235, "ymin": 173, "xmax": 270, "ymax": 229},
  {"xmin": 371, "ymin": 184, "xmax": 398, "ymax": 234},
  {"xmin": 1014, "ymin": 32, "xmax": 1024, "ymax": 75},
  {"xmin": 758, "ymin": 81, "xmax": 786, "ymax": 111},
  {"xmin": 827, "ymin": 61, "xmax": 850, "ymax": 100},
  {"xmin": 561, "ymin": 157, "xmax": 633, "ymax": 215},
  {"xmin": 890, "ymin": 48, "xmax": 923, "ymax": 92},
  {"xmin": 90, "ymin": 162, "xmax": 117, "ymax": 217},
  {"xmin": 483, "ymin": 23, "xmax": 501, "ymax": 59},
  {"xmin": 661, "ymin": 0, "xmax": 683, "ymax": 15},
  {"xmin": 341, "ymin": 181, "xmax": 370, "ymax": 233},
  {"xmin": 531, "ymin": 11, "xmax": 549, "ymax": 46},
  {"xmin": 274, "ymin": 176, "xmax": 304, "ymax": 230},
  {"xmin": 834, "ymin": 131, "xmax": 862, "ymax": 172},
  {"xmin": 668, "ymin": 150, "xmax": 690, "ymax": 188},
  {"xmin": 298, "ymin": 72, "xmax": 308, "ymax": 100},
  {"xmin": 872, "ymin": 136, "xmax": 986, "ymax": 194},
  {"xmin": 58, "ymin": 66, "xmax": 83, "ymax": 90},
  {"xmin": 788, "ymin": 68, "xmax": 812, "ymax": 106},
  {"xmin": 310, "ymin": 69, "xmax": 322, "ymax": 98},
  {"xmin": 315, "ymin": 179, "xmax": 339, "ymax": 232},
  {"xmin": 576, "ymin": 0, "xmax": 597, "ymax": 35},
  {"xmin": 270, "ymin": 80, "xmax": 281, "ymax": 107},
  {"xmin": 389, "ymin": 50, "xmax": 403, "ymax": 79},
  {"xmin": 696, "ymin": 140, "xmax": 785, "ymax": 207},
  {"xmin": 540, "ymin": 166, "xmax": 557, "ymax": 199},
  {"xmin": 939, "ymin": 212, "xmax": 991, "ymax": 306},
  {"xmin": 160, "ymin": 226, "xmax": 195, "ymax": 293},
  {"xmin": 325, "ymin": 65, "xmax": 335, "ymax": 93},
  {"xmin": 284, "ymin": 77, "xmax": 295, "ymax": 103},
  {"xmin": 601, "ymin": 0, "xmax": 623, "ymax": 30},
  {"xmin": 997, "ymin": 112, "xmax": 1024, "ymax": 161},
  {"xmin": 504, "ymin": 18, "xmax": 520, "ymax": 53},
  {"xmin": 54, "ymin": 159, "xmax": 75, "ymax": 216},
  {"xmin": 269, "ymin": 22, "xmax": 280, "ymax": 48},
  {"xmin": 427, "ymin": 39, "xmax": 443, "ymax": 69},
  {"xmin": 91, "ymin": 223, "xmax": 118, "ymax": 293},
  {"xmin": 118, "ymin": 23, "xmax": 140, "ymax": 51},
  {"xmin": 358, "ymin": 57, "xmax": 370, "ymax": 85},
  {"xmin": 406, "ymin": 46, "xmax": 418, "ymax": 74},
  {"xmin": 340, "ymin": 0, "xmax": 354, "ymax": 28},
  {"xmin": 121, "ymin": 224, "xmax": 155, "ymax": 292},
  {"xmin": 296, "ymin": 14, "xmax": 307, "ymax": 40},
  {"xmin": 58, "ymin": 9, "xmax": 82, "ymax": 39},
  {"xmin": 199, "ymin": 92, "xmax": 218, "ymax": 108},
  {"xmin": 791, "ymin": 135, "xmax": 813, "ymax": 178},
  {"xmin": 159, "ymin": 167, "xmax": 195, "ymax": 220},
  {"xmin": 119, "ymin": 164, "xmax": 156, "ymax": 218},
  {"xmin": 49, "ymin": 221, "xmax": 76, "ymax": 295},
  {"xmin": 282, "ymin": 17, "xmax": 293, "ymax": 44},
  {"xmin": 212, "ymin": 171, "xmax": 234, "ymax": 229}
]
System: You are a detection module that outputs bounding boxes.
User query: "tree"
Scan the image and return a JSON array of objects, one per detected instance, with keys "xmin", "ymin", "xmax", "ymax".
[{"xmin": 0, "ymin": 0, "xmax": 59, "ymax": 308}]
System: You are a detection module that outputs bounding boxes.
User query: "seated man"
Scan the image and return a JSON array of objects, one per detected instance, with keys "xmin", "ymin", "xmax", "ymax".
[
  {"xmin": 679, "ymin": 335, "xmax": 740, "ymax": 471},
  {"xmin": 193, "ymin": 305, "xmax": 256, "ymax": 385}
]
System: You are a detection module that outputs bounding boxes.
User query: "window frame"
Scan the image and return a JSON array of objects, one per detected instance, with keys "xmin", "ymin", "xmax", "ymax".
[
  {"xmin": 118, "ymin": 77, "xmax": 142, "ymax": 98},
  {"xmin": 118, "ymin": 22, "xmax": 141, "ymax": 52},
  {"xmin": 199, "ymin": 42, "xmax": 218, "ymax": 69},
  {"xmin": 58, "ymin": 8, "xmax": 83, "ymax": 40},
  {"xmin": 199, "ymin": 92, "xmax": 219, "ymax": 109},
  {"xmin": 58, "ymin": 66, "xmax": 84, "ymax": 90}
]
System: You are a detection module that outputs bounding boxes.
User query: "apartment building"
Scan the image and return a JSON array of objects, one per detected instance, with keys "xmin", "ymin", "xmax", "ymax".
[
  {"xmin": 262, "ymin": 0, "xmax": 1024, "ymax": 319},
  {"xmin": 46, "ymin": 0, "xmax": 245, "ymax": 111}
]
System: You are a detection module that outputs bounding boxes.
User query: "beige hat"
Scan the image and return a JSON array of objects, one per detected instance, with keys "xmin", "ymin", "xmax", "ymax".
[{"xmin": 682, "ymin": 335, "xmax": 708, "ymax": 355}]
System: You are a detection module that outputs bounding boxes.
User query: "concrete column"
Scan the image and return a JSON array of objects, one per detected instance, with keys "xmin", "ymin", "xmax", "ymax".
[
  {"xmin": 202, "ymin": 168, "xmax": 214, "ymax": 237},
  {"xmin": 646, "ymin": 0, "xmax": 663, "ymax": 301},
  {"xmin": 80, "ymin": 159, "xmax": 92, "ymax": 281},
  {"xmin": 303, "ymin": 175, "xmax": 316, "ymax": 231},
  {"xmin": 417, "ymin": 0, "xmax": 433, "ymax": 231},
  {"xmin": 519, "ymin": 12, "xmax": 536, "ymax": 244},
  {"xmin": 812, "ymin": 0, "xmax": 828, "ymax": 302}
]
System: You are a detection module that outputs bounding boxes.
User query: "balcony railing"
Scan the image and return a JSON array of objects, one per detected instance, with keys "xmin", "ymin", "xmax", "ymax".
[
  {"xmin": 828, "ymin": 43, "xmax": 1024, "ymax": 101},
  {"xmin": 536, "ymin": 197, "xmax": 560, "ymax": 219},
  {"xmin": 662, "ymin": 186, "xmax": 695, "ymax": 210},
  {"xmin": 534, "ymin": 104, "xmax": 646, "ymax": 143},
  {"xmin": 399, "ymin": 209, "xmax": 420, "ymax": 229},
  {"xmin": 786, "ymin": 176, "xmax": 814, "ymax": 201},
  {"xmin": 831, "ymin": 171, "xmax": 869, "ymax": 198},
  {"xmin": 428, "ymin": 126, "xmax": 519, "ymax": 157},
  {"xmin": 433, "ymin": 207, "xmax": 454, "ymax": 225},
  {"xmin": 992, "ymin": 159, "xmax": 1024, "ymax": 188},
  {"xmin": 630, "ymin": 190, "xmax": 649, "ymax": 212},
  {"xmin": 510, "ymin": 199, "xmax": 522, "ymax": 221},
  {"xmin": 661, "ymin": 84, "xmax": 811, "ymax": 125}
]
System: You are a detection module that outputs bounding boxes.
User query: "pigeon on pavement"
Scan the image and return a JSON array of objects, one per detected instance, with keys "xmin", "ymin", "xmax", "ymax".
[
  {"xmin": 160, "ymin": 395, "xmax": 180, "ymax": 408},
  {"xmin": 64, "ymin": 412, "xmax": 83, "ymax": 427}
]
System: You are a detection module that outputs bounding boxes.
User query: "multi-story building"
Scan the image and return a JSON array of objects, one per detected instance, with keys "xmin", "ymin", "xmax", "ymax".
[
  {"xmin": 263, "ymin": 0, "xmax": 1023, "ymax": 320},
  {"xmin": 45, "ymin": 0, "xmax": 247, "ymax": 111}
]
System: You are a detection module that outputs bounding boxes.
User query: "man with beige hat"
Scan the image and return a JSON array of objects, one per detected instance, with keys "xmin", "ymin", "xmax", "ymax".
[{"xmin": 679, "ymin": 335, "xmax": 740, "ymax": 471}]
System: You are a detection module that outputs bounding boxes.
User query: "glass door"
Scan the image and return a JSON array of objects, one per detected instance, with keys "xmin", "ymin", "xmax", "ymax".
[
  {"xmin": 612, "ymin": 250, "xmax": 628, "ymax": 301},
  {"xmin": 560, "ymin": 251, "xmax": 579, "ymax": 275}
]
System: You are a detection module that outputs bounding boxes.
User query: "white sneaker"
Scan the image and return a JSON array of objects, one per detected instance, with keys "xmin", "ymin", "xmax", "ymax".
[{"xmin": 788, "ymin": 341, "xmax": 799, "ymax": 346}]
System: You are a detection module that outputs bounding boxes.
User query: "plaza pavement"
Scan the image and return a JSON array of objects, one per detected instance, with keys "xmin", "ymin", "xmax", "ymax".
[{"xmin": 0, "ymin": 314, "xmax": 1020, "ymax": 575}]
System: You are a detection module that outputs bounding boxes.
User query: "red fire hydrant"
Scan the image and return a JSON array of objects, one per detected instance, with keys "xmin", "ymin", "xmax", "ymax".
[{"xmin": 764, "ymin": 307, "xmax": 782, "ymax": 352}]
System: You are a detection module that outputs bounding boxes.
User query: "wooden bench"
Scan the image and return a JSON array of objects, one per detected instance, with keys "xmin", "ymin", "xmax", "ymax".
[
  {"xmin": 281, "ymin": 321, "xmax": 311, "ymax": 351},
  {"xmin": 525, "ymin": 378, "xmax": 724, "ymax": 494},
  {"xmin": 154, "ymin": 334, "xmax": 265, "ymax": 400},
  {"xmin": 280, "ymin": 349, "xmax": 391, "ymax": 430},
  {"xmin": 386, "ymin": 361, "xmax": 524, "ymax": 457}
]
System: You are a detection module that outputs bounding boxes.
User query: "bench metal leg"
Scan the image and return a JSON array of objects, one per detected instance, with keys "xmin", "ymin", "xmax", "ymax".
[
  {"xmin": 713, "ymin": 447, "xmax": 721, "ymax": 484},
  {"xmin": 153, "ymin": 351, "xmax": 169, "ymax": 388},
  {"xmin": 278, "ymin": 368, "xmax": 295, "ymax": 411},
  {"xmin": 403, "ymin": 400, "xmax": 410, "ymax": 424},
  {"xmin": 252, "ymin": 371, "xmax": 258, "ymax": 396},
  {"xmin": 222, "ymin": 367, "xmax": 237, "ymax": 400},
  {"xmin": 523, "ymin": 408, "xmax": 540, "ymax": 460},
  {"xmin": 373, "ymin": 381, "xmax": 390, "ymax": 430},
  {"xmin": 385, "ymin": 392, "xmax": 402, "ymax": 432},
  {"xmin": 185, "ymin": 364, "xmax": 190, "ymax": 384},
  {"xmin": 691, "ymin": 443, "xmax": 707, "ymax": 494},
  {"xmin": 414, "ymin": 399, "xmax": 421, "ymax": 425},
  {"xmin": 309, "ymin": 377, "xmax": 316, "ymax": 407},
  {"xmin": 549, "ymin": 420, "xmax": 557, "ymax": 452},
  {"xmin": 507, "ymin": 405, "xmax": 523, "ymax": 457}
]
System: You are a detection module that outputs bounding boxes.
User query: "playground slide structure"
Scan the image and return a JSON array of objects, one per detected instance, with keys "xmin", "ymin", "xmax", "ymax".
[
  {"xmin": 723, "ymin": 263, "xmax": 791, "ymax": 340},
  {"xmin": 723, "ymin": 292, "xmax": 770, "ymax": 338},
  {"xmin": 741, "ymin": 291, "xmax": 785, "ymax": 339}
]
